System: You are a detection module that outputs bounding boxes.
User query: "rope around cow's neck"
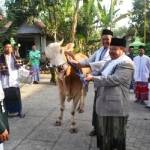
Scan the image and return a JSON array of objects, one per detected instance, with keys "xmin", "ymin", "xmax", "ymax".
[{"xmin": 67, "ymin": 61, "xmax": 88, "ymax": 91}]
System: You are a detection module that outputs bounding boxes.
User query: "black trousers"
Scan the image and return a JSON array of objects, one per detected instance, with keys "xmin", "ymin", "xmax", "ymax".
[
  {"xmin": 97, "ymin": 116, "xmax": 128, "ymax": 150},
  {"xmin": 92, "ymin": 91, "xmax": 97, "ymax": 129}
]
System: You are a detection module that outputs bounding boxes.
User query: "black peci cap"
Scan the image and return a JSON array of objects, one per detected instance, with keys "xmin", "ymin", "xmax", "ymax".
[
  {"xmin": 129, "ymin": 46, "xmax": 134, "ymax": 48},
  {"xmin": 139, "ymin": 45, "xmax": 145, "ymax": 49},
  {"xmin": 101, "ymin": 29, "xmax": 113, "ymax": 36},
  {"xmin": 2, "ymin": 39, "xmax": 11, "ymax": 46},
  {"xmin": 110, "ymin": 37, "xmax": 126, "ymax": 47}
]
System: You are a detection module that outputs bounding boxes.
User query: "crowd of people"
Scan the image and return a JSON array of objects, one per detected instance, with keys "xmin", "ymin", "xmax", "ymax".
[
  {"xmin": 65, "ymin": 29, "xmax": 150, "ymax": 150},
  {"xmin": 0, "ymin": 29, "xmax": 150, "ymax": 150}
]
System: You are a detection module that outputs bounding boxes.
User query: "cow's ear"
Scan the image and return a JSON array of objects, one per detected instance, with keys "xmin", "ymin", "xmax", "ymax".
[
  {"xmin": 58, "ymin": 39, "xmax": 64, "ymax": 46},
  {"xmin": 65, "ymin": 43, "xmax": 74, "ymax": 51}
]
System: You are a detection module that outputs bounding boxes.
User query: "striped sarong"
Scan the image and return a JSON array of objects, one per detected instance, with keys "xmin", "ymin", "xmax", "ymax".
[
  {"xmin": 134, "ymin": 81, "xmax": 148, "ymax": 101},
  {"xmin": 96, "ymin": 116, "xmax": 127, "ymax": 150}
]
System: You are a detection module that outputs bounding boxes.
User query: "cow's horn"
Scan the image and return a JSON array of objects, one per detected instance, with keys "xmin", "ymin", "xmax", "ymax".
[{"xmin": 58, "ymin": 39, "xmax": 64, "ymax": 45}]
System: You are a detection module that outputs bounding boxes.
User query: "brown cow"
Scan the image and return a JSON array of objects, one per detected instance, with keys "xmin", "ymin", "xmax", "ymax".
[{"xmin": 45, "ymin": 41, "xmax": 90, "ymax": 133}]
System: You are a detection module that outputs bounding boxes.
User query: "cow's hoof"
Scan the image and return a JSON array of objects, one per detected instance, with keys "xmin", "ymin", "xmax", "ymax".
[
  {"xmin": 77, "ymin": 105, "xmax": 84, "ymax": 113},
  {"xmin": 69, "ymin": 128, "xmax": 78, "ymax": 134},
  {"xmin": 55, "ymin": 121, "xmax": 61, "ymax": 126},
  {"xmin": 77, "ymin": 107, "xmax": 84, "ymax": 113}
]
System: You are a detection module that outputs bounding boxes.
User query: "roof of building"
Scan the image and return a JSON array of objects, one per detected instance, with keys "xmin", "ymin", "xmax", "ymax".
[{"xmin": 17, "ymin": 23, "xmax": 43, "ymax": 34}]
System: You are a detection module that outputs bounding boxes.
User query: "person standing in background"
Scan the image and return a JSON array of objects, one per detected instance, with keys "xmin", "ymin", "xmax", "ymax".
[
  {"xmin": 127, "ymin": 46, "xmax": 134, "ymax": 60},
  {"xmin": 0, "ymin": 40, "xmax": 25, "ymax": 118},
  {"xmin": 29, "ymin": 44, "xmax": 41, "ymax": 84},
  {"xmin": 13, "ymin": 43, "xmax": 21, "ymax": 58},
  {"xmin": 134, "ymin": 46, "xmax": 150, "ymax": 104},
  {"xmin": 127, "ymin": 46, "xmax": 134, "ymax": 90}
]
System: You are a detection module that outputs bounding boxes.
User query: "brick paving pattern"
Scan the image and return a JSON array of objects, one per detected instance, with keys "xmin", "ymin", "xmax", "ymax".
[{"xmin": 4, "ymin": 75, "xmax": 150, "ymax": 150}]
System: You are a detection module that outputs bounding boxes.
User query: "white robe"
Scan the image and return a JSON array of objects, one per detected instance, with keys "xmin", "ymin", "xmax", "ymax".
[
  {"xmin": 0, "ymin": 80, "xmax": 4, "ymax": 101},
  {"xmin": 0, "ymin": 55, "xmax": 19, "ymax": 89},
  {"xmin": 0, "ymin": 143, "xmax": 4, "ymax": 150},
  {"xmin": 82, "ymin": 47, "xmax": 111, "ymax": 75},
  {"xmin": 133, "ymin": 55, "xmax": 150, "ymax": 82}
]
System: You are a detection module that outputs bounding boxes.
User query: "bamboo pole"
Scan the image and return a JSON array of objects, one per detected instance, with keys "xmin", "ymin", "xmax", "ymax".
[{"xmin": 144, "ymin": 0, "xmax": 147, "ymax": 43}]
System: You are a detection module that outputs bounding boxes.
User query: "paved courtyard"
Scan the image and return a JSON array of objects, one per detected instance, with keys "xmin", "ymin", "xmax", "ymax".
[{"xmin": 4, "ymin": 74, "xmax": 150, "ymax": 150}]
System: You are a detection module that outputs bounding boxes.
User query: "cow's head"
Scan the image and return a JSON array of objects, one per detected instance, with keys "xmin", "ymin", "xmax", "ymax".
[{"xmin": 45, "ymin": 40, "xmax": 74, "ymax": 67}]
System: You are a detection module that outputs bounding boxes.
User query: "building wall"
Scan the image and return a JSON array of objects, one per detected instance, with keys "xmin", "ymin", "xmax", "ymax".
[
  {"xmin": 34, "ymin": 35, "xmax": 41, "ymax": 50},
  {"xmin": 41, "ymin": 35, "xmax": 46, "ymax": 52}
]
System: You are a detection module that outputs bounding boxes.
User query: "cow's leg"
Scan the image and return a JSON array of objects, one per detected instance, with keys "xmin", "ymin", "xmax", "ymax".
[
  {"xmin": 77, "ymin": 88, "xmax": 86, "ymax": 113},
  {"xmin": 69, "ymin": 99, "xmax": 79, "ymax": 133},
  {"xmin": 55, "ymin": 91, "xmax": 65, "ymax": 126}
]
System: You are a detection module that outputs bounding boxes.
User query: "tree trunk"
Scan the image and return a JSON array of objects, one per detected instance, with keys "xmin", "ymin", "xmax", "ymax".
[
  {"xmin": 70, "ymin": 0, "xmax": 80, "ymax": 43},
  {"xmin": 52, "ymin": 4, "xmax": 57, "ymax": 42}
]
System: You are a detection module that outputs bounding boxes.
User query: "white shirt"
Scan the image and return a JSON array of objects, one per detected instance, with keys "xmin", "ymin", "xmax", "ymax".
[
  {"xmin": 95, "ymin": 47, "xmax": 109, "ymax": 62},
  {"xmin": 0, "ymin": 55, "xmax": 19, "ymax": 88},
  {"xmin": 0, "ymin": 143, "xmax": 4, "ymax": 150},
  {"xmin": 134, "ymin": 55, "xmax": 150, "ymax": 82},
  {"xmin": 0, "ymin": 80, "xmax": 4, "ymax": 101},
  {"xmin": 89, "ymin": 47, "xmax": 111, "ymax": 75}
]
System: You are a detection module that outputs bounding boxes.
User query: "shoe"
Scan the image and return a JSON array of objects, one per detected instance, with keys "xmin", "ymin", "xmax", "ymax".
[
  {"xmin": 33, "ymin": 81, "xmax": 39, "ymax": 84},
  {"xmin": 18, "ymin": 113, "xmax": 26, "ymax": 118},
  {"xmin": 145, "ymin": 105, "xmax": 150, "ymax": 108},
  {"xmin": 89, "ymin": 129, "xmax": 96, "ymax": 136},
  {"xmin": 134, "ymin": 100, "xmax": 139, "ymax": 103},
  {"xmin": 140, "ymin": 101, "xmax": 145, "ymax": 105},
  {"xmin": 50, "ymin": 81, "xmax": 56, "ymax": 85}
]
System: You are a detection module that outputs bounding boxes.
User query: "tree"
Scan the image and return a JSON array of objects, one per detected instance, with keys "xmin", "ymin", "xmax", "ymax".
[
  {"xmin": 113, "ymin": 26, "xmax": 128, "ymax": 37},
  {"xmin": 130, "ymin": 0, "xmax": 150, "ymax": 43},
  {"xmin": 94, "ymin": 0, "xmax": 130, "ymax": 29},
  {"xmin": 5, "ymin": 0, "xmax": 68, "ymax": 41},
  {"xmin": 70, "ymin": 0, "xmax": 80, "ymax": 43},
  {"xmin": 76, "ymin": 0, "xmax": 100, "ymax": 53},
  {"xmin": 4, "ymin": 0, "xmax": 134, "ymax": 55}
]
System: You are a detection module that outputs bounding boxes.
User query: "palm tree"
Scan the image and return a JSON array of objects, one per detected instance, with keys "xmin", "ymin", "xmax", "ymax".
[
  {"xmin": 70, "ymin": 0, "xmax": 80, "ymax": 42},
  {"xmin": 94, "ymin": 0, "xmax": 130, "ymax": 29}
]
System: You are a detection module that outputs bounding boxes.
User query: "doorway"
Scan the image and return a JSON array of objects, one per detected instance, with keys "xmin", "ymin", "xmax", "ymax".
[{"xmin": 18, "ymin": 37, "xmax": 35, "ymax": 59}]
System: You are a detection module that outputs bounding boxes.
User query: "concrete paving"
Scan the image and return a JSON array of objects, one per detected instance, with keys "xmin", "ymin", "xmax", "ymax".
[{"xmin": 4, "ymin": 74, "xmax": 150, "ymax": 150}]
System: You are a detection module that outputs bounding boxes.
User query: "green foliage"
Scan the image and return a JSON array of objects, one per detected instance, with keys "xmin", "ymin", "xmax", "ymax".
[
  {"xmin": 94, "ymin": 0, "xmax": 130, "ymax": 29},
  {"xmin": 3, "ymin": 0, "xmax": 133, "ymax": 55},
  {"xmin": 145, "ymin": 43, "xmax": 150, "ymax": 56},
  {"xmin": 113, "ymin": 26, "xmax": 128, "ymax": 37},
  {"xmin": 75, "ymin": 0, "xmax": 99, "ymax": 53},
  {"xmin": 0, "ymin": 43, "xmax": 2, "ymax": 54},
  {"xmin": 130, "ymin": 0, "xmax": 150, "ymax": 43}
]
